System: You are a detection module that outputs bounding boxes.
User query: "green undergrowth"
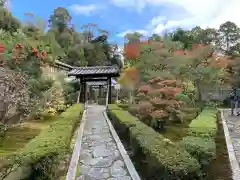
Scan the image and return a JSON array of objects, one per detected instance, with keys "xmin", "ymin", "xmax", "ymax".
[
  {"xmin": 0, "ymin": 115, "xmax": 59, "ymax": 158},
  {"xmin": 1, "ymin": 104, "xmax": 84, "ymax": 180},
  {"xmin": 107, "ymin": 104, "xmax": 201, "ymax": 179},
  {"xmin": 159, "ymin": 107, "xmax": 200, "ymax": 141}
]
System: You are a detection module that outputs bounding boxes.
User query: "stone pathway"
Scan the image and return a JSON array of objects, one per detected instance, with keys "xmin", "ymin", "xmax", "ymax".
[
  {"xmin": 223, "ymin": 110, "xmax": 240, "ymax": 162},
  {"xmin": 76, "ymin": 105, "xmax": 135, "ymax": 180},
  {"xmin": 222, "ymin": 110, "xmax": 240, "ymax": 179}
]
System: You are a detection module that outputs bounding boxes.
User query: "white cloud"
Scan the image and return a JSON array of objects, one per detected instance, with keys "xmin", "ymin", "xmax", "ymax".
[
  {"xmin": 69, "ymin": 4, "xmax": 100, "ymax": 15},
  {"xmin": 111, "ymin": 0, "xmax": 240, "ymax": 35},
  {"xmin": 110, "ymin": 0, "xmax": 146, "ymax": 12}
]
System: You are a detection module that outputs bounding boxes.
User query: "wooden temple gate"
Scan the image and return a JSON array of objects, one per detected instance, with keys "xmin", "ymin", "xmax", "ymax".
[{"xmin": 68, "ymin": 66, "xmax": 120, "ymax": 105}]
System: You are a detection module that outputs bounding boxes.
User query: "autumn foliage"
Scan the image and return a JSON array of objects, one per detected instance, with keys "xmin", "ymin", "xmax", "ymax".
[
  {"xmin": 0, "ymin": 41, "xmax": 48, "ymax": 66},
  {"xmin": 124, "ymin": 41, "xmax": 230, "ymax": 69},
  {"xmin": 130, "ymin": 77, "xmax": 185, "ymax": 129},
  {"xmin": 118, "ymin": 66, "xmax": 140, "ymax": 87}
]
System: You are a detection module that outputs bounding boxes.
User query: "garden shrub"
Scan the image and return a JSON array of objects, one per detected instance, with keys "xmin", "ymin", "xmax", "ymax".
[
  {"xmin": 183, "ymin": 113, "xmax": 198, "ymax": 121},
  {"xmin": 135, "ymin": 77, "xmax": 188, "ymax": 129},
  {"xmin": 4, "ymin": 104, "xmax": 84, "ymax": 180},
  {"xmin": 180, "ymin": 107, "xmax": 201, "ymax": 121},
  {"xmin": 180, "ymin": 107, "xmax": 201, "ymax": 114},
  {"xmin": 108, "ymin": 104, "xmax": 121, "ymax": 110},
  {"xmin": 117, "ymin": 103, "xmax": 129, "ymax": 110},
  {"xmin": 175, "ymin": 93, "xmax": 192, "ymax": 104},
  {"xmin": 188, "ymin": 108, "xmax": 217, "ymax": 137},
  {"xmin": 182, "ymin": 136, "xmax": 216, "ymax": 166},
  {"xmin": 182, "ymin": 108, "xmax": 217, "ymax": 167},
  {"xmin": 107, "ymin": 106, "xmax": 201, "ymax": 179}
]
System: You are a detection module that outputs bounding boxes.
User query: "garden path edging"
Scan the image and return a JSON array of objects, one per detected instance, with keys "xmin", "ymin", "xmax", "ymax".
[
  {"xmin": 66, "ymin": 110, "xmax": 87, "ymax": 180},
  {"xmin": 103, "ymin": 111, "xmax": 141, "ymax": 180},
  {"xmin": 220, "ymin": 110, "xmax": 240, "ymax": 180}
]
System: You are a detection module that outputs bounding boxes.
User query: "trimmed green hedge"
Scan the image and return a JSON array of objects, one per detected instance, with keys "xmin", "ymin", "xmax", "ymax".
[
  {"xmin": 188, "ymin": 108, "xmax": 217, "ymax": 137},
  {"xmin": 108, "ymin": 104, "xmax": 121, "ymax": 110},
  {"xmin": 7, "ymin": 104, "xmax": 84, "ymax": 180},
  {"xmin": 182, "ymin": 136, "xmax": 216, "ymax": 166},
  {"xmin": 17, "ymin": 104, "xmax": 84, "ymax": 163},
  {"xmin": 107, "ymin": 106, "xmax": 201, "ymax": 179},
  {"xmin": 117, "ymin": 103, "xmax": 129, "ymax": 110},
  {"xmin": 182, "ymin": 108, "xmax": 217, "ymax": 166}
]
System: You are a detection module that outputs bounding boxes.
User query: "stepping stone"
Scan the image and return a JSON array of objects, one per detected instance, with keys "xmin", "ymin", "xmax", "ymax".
[
  {"xmin": 88, "ymin": 167, "xmax": 110, "ymax": 179},
  {"xmin": 80, "ymin": 156, "xmax": 103, "ymax": 166},
  {"xmin": 110, "ymin": 160, "xmax": 127, "ymax": 177},
  {"xmin": 88, "ymin": 135, "xmax": 102, "ymax": 141},
  {"xmin": 92, "ymin": 145, "xmax": 112, "ymax": 157},
  {"xmin": 79, "ymin": 165, "xmax": 91, "ymax": 175},
  {"xmin": 94, "ymin": 157, "xmax": 114, "ymax": 168}
]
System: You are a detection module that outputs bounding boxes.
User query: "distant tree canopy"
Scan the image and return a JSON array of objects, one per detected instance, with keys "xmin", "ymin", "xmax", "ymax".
[
  {"xmin": 123, "ymin": 21, "xmax": 240, "ymax": 88},
  {"xmin": 0, "ymin": 6, "xmax": 123, "ymax": 127}
]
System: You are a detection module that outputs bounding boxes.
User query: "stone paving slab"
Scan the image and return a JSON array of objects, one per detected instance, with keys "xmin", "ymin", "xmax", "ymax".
[
  {"xmin": 222, "ymin": 110, "xmax": 240, "ymax": 180},
  {"xmin": 76, "ymin": 105, "xmax": 137, "ymax": 180}
]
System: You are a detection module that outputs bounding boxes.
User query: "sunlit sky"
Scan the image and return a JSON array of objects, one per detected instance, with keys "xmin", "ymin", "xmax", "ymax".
[{"xmin": 9, "ymin": 0, "xmax": 240, "ymax": 45}]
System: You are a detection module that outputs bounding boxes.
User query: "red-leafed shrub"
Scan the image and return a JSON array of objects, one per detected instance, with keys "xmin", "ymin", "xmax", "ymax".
[
  {"xmin": 131, "ymin": 77, "xmax": 186, "ymax": 130},
  {"xmin": 0, "ymin": 43, "xmax": 5, "ymax": 53},
  {"xmin": 138, "ymin": 85, "xmax": 152, "ymax": 93},
  {"xmin": 124, "ymin": 43, "xmax": 140, "ymax": 59}
]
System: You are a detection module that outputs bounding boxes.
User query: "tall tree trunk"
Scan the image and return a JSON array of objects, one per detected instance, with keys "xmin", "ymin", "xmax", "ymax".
[{"xmin": 195, "ymin": 79, "xmax": 202, "ymax": 103}]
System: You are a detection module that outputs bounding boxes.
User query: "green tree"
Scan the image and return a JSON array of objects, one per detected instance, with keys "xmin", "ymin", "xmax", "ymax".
[
  {"xmin": 125, "ymin": 32, "xmax": 142, "ymax": 43},
  {"xmin": 0, "ymin": 7, "xmax": 20, "ymax": 33},
  {"xmin": 190, "ymin": 26, "xmax": 217, "ymax": 44},
  {"xmin": 137, "ymin": 41, "xmax": 225, "ymax": 102},
  {"xmin": 171, "ymin": 28, "xmax": 193, "ymax": 49},
  {"xmin": 0, "ymin": 0, "xmax": 6, "ymax": 6},
  {"xmin": 148, "ymin": 33, "xmax": 161, "ymax": 41},
  {"xmin": 216, "ymin": 21, "xmax": 240, "ymax": 55},
  {"xmin": 49, "ymin": 7, "xmax": 72, "ymax": 32}
]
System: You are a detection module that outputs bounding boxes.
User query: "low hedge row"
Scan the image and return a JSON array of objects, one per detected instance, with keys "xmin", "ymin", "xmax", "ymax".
[
  {"xmin": 182, "ymin": 108, "xmax": 217, "ymax": 166},
  {"xmin": 107, "ymin": 105, "xmax": 201, "ymax": 179},
  {"xmin": 188, "ymin": 108, "xmax": 217, "ymax": 137},
  {"xmin": 6, "ymin": 104, "xmax": 84, "ymax": 180},
  {"xmin": 182, "ymin": 136, "xmax": 216, "ymax": 166}
]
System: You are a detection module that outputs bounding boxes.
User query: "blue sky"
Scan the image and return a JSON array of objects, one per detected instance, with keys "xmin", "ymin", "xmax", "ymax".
[{"xmin": 10, "ymin": 0, "xmax": 240, "ymax": 45}]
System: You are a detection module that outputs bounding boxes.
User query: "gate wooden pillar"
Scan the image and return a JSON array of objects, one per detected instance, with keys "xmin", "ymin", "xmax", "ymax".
[
  {"xmin": 108, "ymin": 77, "xmax": 112, "ymax": 104},
  {"xmin": 80, "ymin": 77, "xmax": 86, "ymax": 103}
]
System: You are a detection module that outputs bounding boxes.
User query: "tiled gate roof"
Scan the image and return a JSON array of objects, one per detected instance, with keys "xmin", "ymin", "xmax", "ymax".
[{"xmin": 68, "ymin": 65, "xmax": 120, "ymax": 77}]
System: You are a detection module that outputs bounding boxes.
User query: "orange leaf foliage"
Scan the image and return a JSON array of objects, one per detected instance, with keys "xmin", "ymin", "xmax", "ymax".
[
  {"xmin": 148, "ymin": 77, "xmax": 163, "ymax": 84},
  {"xmin": 137, "ymin": 101, "xmax": 154, "ymax": 114},
  {"xmin": 32, "ymin": 47, "xmax": 38, "ymax": 53},
  {"xmin": 0, "ymin": 43, "xmax": 5, "ymax": 53},
  {"xmin": 124, "ymin": 40, "xmax": 164, "ymax": 59},
  {"xmin": 124, "ymin": 43, "xmax": 140, "ymax": 59},
  {"xmin": 161, "ymin": 79, "xmax": 177, "ymax": 86},
  {"xmin": 138, "ymin": 85, "xmax": 152, "ymax": 93},
  {"xmin": 120, "ymin": 67, "xmax": 140, "ymax": 86},
  {"xmin": 150, "ymin": 110, "xmax": 168, "ymax": 119},
  {"xmin": 156, "ymin": 87, "xmax": 182, "ymax": 96},
  {"xmin": 41, "ymin": 50, "xmax": 47, "ymax": 57},
  {"xmin": 209, "ymin": 56, "xmax": 231, "ymax": 68}
]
